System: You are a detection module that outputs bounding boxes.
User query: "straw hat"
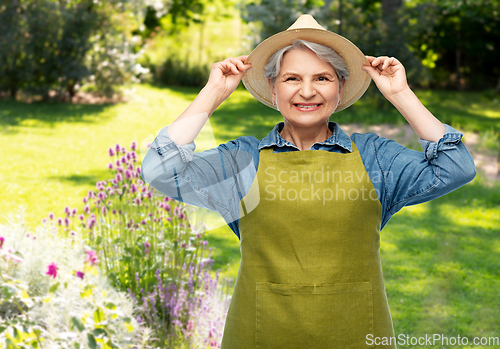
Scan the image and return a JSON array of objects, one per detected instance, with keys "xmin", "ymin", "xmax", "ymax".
[{"xmin": 242, "ymin": 14, "xmax": 371, "ymax": 112}]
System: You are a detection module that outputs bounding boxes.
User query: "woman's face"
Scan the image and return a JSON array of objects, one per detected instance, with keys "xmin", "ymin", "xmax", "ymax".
[{"xmin": 270, "ymin": 48, "xmax": 342, "ymax": 129}]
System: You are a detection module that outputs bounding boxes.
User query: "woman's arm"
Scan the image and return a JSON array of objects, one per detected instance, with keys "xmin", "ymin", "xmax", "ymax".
[
  {"xmin": 362, "ymin": 56, "xmax": 445, "ymax": 143},
  {"xmin": 167, "ymin": 56, "xmax": 251, "ymax": 145}
]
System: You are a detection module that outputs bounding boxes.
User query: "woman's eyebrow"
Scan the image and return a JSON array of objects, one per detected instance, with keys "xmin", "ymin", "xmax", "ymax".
[{"xmin": 281, "ymin": 71, "xmax": 335, "ymax": 77}]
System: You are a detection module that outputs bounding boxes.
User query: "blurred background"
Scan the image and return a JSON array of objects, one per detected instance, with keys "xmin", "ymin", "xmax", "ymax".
[{"xmin": 1, "ymin": 0, "xmax": 499, "ymax": 101}]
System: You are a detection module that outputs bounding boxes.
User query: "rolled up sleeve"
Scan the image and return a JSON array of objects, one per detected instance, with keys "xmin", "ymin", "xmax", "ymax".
[
  {"xmin": 141, "ymin": 126, "xmax": 258, "ymax": 225},
  {"xmin": 384, "ymin": 124, "xmax": 476, "ymax": 217}
]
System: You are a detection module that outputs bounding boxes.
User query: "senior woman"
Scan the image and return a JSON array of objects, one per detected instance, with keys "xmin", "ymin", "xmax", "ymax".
[{"xmin": 141, "ymin": 15, "xmax": 476, "ymax": 349}]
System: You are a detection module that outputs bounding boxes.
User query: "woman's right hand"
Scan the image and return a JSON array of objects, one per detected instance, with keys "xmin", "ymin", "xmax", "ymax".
[{"xmin": 206, "ymin": 56, "xmax": 251, "ymax": 102}]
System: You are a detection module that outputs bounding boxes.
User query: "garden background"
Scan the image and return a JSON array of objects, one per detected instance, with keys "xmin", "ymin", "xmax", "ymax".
[{"xmin": 1, "ymin": 0, "xmax": 499, "ymax": 348}]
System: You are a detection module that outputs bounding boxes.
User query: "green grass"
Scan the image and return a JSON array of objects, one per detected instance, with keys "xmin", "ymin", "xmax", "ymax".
[{"xmin": 1, "ymin": 84, "xmax": 499, "ymax": 347}]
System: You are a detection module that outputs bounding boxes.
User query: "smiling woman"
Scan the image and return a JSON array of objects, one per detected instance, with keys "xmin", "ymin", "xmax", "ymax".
[{"xmin": 140, "ymin": 14, "xmax": 476, "ymax": 349}]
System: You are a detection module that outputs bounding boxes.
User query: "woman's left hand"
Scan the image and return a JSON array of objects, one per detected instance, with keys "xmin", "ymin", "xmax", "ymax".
[{"xmin": 362, "ymin": 56, "xmax": 409, "ymax": 100}]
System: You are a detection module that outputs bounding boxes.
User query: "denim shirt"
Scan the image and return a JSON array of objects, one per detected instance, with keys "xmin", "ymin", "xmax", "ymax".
[{"xmin": 141, "ymin": 121, "xmax": 476, "ymax": 239}]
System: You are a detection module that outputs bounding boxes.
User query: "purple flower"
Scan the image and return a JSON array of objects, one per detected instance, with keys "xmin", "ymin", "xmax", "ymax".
[
  {"xmin": 57, "ymin": 218, "xmax": 63, "ymax": 226},
  {"xmin": 42, "ymin": 218, "xmax": 47, "ymax": 224},
  {"xmin": 64, "ymin": 217, "xmax": 70, "ymax": 227},
  {"xmin": 71, "ymin": 208, "xmax": 77, "ymax": 216},
  {"xmin": 46, "ymin": 263, "xmax": 58, "ymax": 278},
  {"xmin": 116, "ymin": 173, "xmax": 123, "ymax": 181},
  {"xmin": 108, "ymin": 147, "xmax": 115, "ymax": 156},
  {"xmin": 131, "ymin": 183, "xmax": 138, "ymax": 193},
  {"xmin": 49, "ymin": 213, "xmax": 55, "ymax": 220},
  {"xmin": 144, "ymin": 241, "xmax": 150, "ymax": 254},
  {"xmin": 130, "ymin": 141, "xmax": 137, "ymax": 150},
  {"xmin": 75, "ymin": 271, "xmax": 85, "ymax": 279},
  {"xmin": 108, "ymin": 162, "xmax": 114, "ymax": 169},
  {"xmin": 64, "ymin": 206, "xmax": 70, "ymax": 215},
  {"xmin": 121, "ymin": 147, "xmax": 126, "ymax": 154},
  {"xmin": 88, "ymin": 190, "xmax": 96, "ymax": 199},
  {"xmin": 187, "ymin": 320, "xmax": 194, "ymax": 331},
  {"xmin": 83, "ymin": 197, "xmax": 88, "ymax": 203},
  {"xmin": 178, "ymin": 212, "xmax": 185, "ymax": 220},
  {"xmin": 115, "ymin": 143, "xmax": 121, "ymax": 153},
  {"xmin": 84, "ymin": 205, "xmax": 90, "ymax": 214},
  {"xmin": 125, "ymin": 170, "xmax": 132, "ymax": 179},
  {"xmin": 102, "ymin": 206, "xmax": 107, "ymax": 215},
  {"xmin": 115, "ymin": 160, "xmax": 121, "ymax": 167},
  {"xmin": 120, "ymin": 156, "xmax": 127, "ymax": 164},
  {"xmin": 0, "ymin": 237, "xmax": 4, "ymax": 249},
  {"xmin": 85, "ymin": 250, "xmax": 99, "ymax": 266},
  {"xmin": 135, "ymin": 198, "xmax": 142, "ymax": 205}
]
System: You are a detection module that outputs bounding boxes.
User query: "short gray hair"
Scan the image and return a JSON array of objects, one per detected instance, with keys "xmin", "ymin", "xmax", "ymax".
[{"xmin": 264, "ymin": 39, "xmax": 349, "ymax": 86}]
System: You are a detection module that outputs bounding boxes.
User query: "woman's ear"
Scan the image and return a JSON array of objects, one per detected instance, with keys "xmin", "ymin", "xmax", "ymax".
[
  {"xmin": 338, "ymin": 79, "xmax": 346, "ymax": 100},
  {"xmin": 268, "ymin": 79, "xmax": 276, "ymax": 105}
]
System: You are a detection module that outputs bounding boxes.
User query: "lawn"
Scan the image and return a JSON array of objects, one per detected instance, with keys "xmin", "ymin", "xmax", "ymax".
[{"xmin": 1, "ymin": 84, "xmax": 499, "ymax": 348}]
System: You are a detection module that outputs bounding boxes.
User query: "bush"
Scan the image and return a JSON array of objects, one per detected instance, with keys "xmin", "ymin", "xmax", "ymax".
[
  {"xmin": 0, "ymin": 209, "xmax": 148, "ymax": 348},
  {"xmin": 40, "ymin": 141, "xmax": 230, "ymax": 348},
  {"xmin": 0, "ymin": 0, "xmax": 147, "ymax": 101}
]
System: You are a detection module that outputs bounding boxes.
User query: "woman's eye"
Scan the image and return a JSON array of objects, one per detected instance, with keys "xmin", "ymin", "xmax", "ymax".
[
  {"xmin": 286, "ymin": 77, "xmax": 297, "ymax": 81},
  {"xmin": 317, "ymin": 76, "xmax": 329, "ymax": 82}
]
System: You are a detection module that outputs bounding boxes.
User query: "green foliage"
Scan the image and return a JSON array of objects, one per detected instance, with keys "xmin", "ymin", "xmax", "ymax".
[
  {"xmin": 0, "ymin": 209, "xmax": 144, "ymax": 348},
  {"xmin": 0, "ymin": 0, "xmax": 146, "ymax": 100},
  {"xmin": 240, "ymin": 0, "xmax": 500, "ymax": 90},
  {"xmin": 139, "ymin": 3, "xmax": 244, "ymax": 87}
]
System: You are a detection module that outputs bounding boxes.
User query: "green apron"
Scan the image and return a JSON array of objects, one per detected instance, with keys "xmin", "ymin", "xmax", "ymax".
[{"xmin": 221, "ymin": 144, "xmax": 396, "ymax": 349}]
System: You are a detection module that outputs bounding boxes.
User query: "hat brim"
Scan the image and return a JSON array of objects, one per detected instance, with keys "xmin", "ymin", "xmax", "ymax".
[{"xmin": 242, "ymin": 28, "xmax": 371, "ymax": 112}]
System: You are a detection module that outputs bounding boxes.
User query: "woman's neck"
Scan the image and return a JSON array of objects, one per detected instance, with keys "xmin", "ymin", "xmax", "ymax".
[{"xmin": 280, "ymin": 121, "xmax": 332, "ymax": 151}]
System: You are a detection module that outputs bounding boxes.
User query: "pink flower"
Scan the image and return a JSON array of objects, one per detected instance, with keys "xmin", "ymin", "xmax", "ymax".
[
  {"xmin": 84, "ymin": 205, "xmax": 90, "ymax": 214},
  {"xmin": 108, "ymin": 162, "xmax": 114, "ymax": 169},
  {"xmin": 64, "ymin": 206, "xmax": 70, "ymax": 215},
  {"xmin": 115, "ymin": 143, "xmax": 121, "ymax": 153},
  {"xmin": 46, "ymin": 263, "xmax": 58, "ymax": 278},
  {"xmin": 85, "ymin": 250, "xmax": 99, "ymax": 266},
  {"xmin": 83, "ymin": 197, "xmax": 88, "ymax": 203},
  {"xmin": 108, "ymin": 147, "xmax": 115, "ymax": 156},
  {"xmin": 121, "ymin": 147, "xmax": 126, "ymax": 154},
  {"xmin": 209, "ymin": 340, "xmax": 218, "ymax": 347},
  {"xmin": 57, "ymin": 218, "xmax": 63, "ymax": 225},
  {"xmin": 64, "ymin": 218, "xmax": 70, "ymax": 227},
  {"xmin": 75, "ymin": 271, "xmax": 84, "ymax": 279},
  {"xmin": 135, "ymin": 198, "xmax": 141, "ymax": 205},
  {"xmin": 116, "ymin": 173, "xmax": 123, "ymax": 181},
  {"xmin": 71, "ymin": 208, "xmax": 77, "ymax": 216},
  {"xmin": 187, "ymin": 320, "xmax": 194, "ymax": 331},
  {"xmin": 49, "ymin": 213, "xmax": 55, "ymax": 220},
  {"xmin": 78, "ymin": 214, "xmax": 84, "ymax": 220},
  {"xmin": 0, "ymin": 237, "xmax": 4, "ymax": 249},
  {"xmin": 130, "ymin": 141, "xmax": 137, "ymax": 150}
]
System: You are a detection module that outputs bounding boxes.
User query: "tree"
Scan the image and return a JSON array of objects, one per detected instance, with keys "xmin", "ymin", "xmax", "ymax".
[{"xmin": 0, "ymin": 0, "xmax": 146, "ymax": 101}]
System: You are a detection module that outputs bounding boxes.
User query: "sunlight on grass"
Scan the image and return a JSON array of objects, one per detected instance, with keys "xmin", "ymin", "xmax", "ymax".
[{"xmin": 1, "ymin": 85, "xmax": 499, "ymax": 347}]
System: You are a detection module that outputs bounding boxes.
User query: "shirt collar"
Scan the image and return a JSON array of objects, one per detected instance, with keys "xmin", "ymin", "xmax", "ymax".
[{"xmin": 258, "ymin": 121, "xmax": 353, "ymax": 152}]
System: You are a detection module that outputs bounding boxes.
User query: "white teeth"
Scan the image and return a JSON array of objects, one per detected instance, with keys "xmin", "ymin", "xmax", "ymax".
[{"xmin": 296, "ymin": 104, "xmax": 319, "ymax": 108}]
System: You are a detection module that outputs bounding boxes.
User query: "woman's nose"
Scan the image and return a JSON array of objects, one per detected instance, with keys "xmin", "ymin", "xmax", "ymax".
[{"xmin": 299, "ymin": 80, "xmax": 316, "ymax": 99}]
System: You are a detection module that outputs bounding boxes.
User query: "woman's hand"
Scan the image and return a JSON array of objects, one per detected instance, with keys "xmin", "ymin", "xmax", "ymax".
[
  {"xmin": 206, "ymin": 56, "xmax": 252, "ymax": 103},
  {"xmin": 362, "ymin": 56, "xmax": 409, "ymax": 101}
]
